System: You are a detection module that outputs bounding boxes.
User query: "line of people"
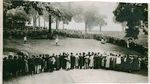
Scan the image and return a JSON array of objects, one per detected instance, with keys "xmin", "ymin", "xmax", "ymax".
[{"xmin": 3, "ymin": 52, "xmax": 146, "ymax": 80}]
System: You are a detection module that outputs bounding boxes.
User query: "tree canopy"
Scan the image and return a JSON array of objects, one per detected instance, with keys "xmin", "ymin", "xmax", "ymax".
[
  {"xmin": 113, "ymin": 3, "xmax": 148, "ymax": 39},
  {"xmin": 73, "ymin": 3, "xmax": 107, "ymax": 33}
]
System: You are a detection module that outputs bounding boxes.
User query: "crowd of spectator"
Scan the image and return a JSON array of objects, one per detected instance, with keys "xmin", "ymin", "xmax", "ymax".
[{"xmin": 3, "ymin": 51, "xmax": 148, "ymax": 80}]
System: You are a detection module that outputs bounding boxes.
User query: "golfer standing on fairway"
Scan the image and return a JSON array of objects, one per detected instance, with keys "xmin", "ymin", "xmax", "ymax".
[
  {"xmin": 55, "ymin": 35, "xmax": 59, "ymax": 45},
  {"xmin": 24, "ymin": 35, "xmax": 27, "ymax": 44}
]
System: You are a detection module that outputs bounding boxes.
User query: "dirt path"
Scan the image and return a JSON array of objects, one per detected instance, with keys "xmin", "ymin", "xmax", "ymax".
[{"xmin": 3, "ymin": 69, "xmax": 148, "ymax": 84}]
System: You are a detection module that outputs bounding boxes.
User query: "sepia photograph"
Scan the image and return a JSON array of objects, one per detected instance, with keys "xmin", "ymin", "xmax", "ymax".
[{"xmin": 2, "ymin": 0, "xmax": 148, "ymax": 83}]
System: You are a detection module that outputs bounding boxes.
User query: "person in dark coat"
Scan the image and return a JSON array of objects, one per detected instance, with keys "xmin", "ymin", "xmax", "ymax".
[
  {"xmin": 54, "ymin": 54, "xmax": 60, "ymax": 70},
  {"xmin": 34, "ymin": 56, "xmax": 39, "ymax": 74},
  {"xmin": 71, "ymin": 53, "xmax": 75, "ymax": 69},
  {"xmin": 120, "ymin": 56, "xmax": 125, "ymax": 71},
  {"xmin": 94, "ymin": 53, "xmax": 99, "ymax": 69},
  {"xmin": 84, "ymin": 54, "xmax": 89, "ymax": 69},
  {"xmin": 83, "ymin": 52, "xmax": 86, "ymax": 68},
  {"xmin": 38, "ymin": 55, "xmax": 42, "ymax": 73},
  {"xmin": 7, "ymin": 55, "xmax": 13, "ymax": 76},
  {"xmin": 124, "ymin": 55, "xmax": 132, "ymax": 72},
  {"xmin": 41, "ymin": 55, "xmax": 45, "ymax": 72},
  {"xmin": 3, "ymin": 57, "xmax": 8, "ymax": 79},
  {"xmin": 21, "ymin": 56, "xmax": 26, "ymax": 75},
  {"xmin": 12, "ymin": 56, "xmax": 18, "ymax": 77},
  {"xmin": 79, "ymin": 53, "xmax": 84, "ymax": 69},
  {"xmin": 17, "ymin": 55, "xmax": 22, "ymax": 76},
  {"xmin": 48, "ymin": 56, "xmax": 56, "ymax": 72},
  {"xmin": 62, "ymin": 52, "xmax": 67, "ymax": 69},
  {"xmin": 131, "ymin": 56, "xmax": 139, "ymax": 71},
  {"xmin": 28, "ymin": 55, "xmax": 35, "ymax": 75},
  {"xmin": 45, "ymin": 54, "xmax": 49, "ymax": 72},
  {"xmin": 59, "ymin": 53, "xmax": 63, "ymax": 69}
]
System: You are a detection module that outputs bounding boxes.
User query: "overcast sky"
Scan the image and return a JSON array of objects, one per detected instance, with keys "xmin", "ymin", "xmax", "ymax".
[{"xmin": 27, "ymin": 1, "xmax": 124, "ymax": 31}]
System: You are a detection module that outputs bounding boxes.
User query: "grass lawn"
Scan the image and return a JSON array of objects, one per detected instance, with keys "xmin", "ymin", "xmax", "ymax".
[{"xmin": 3, "ymin": 38, "xmax": 142, "ymax": 56}]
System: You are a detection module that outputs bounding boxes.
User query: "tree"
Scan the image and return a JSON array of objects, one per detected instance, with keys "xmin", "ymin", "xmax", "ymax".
[
  {"xmin": 51, "ymin": 2, "xmax": 74, "ymax": 29},
  {"xmin": 99, "ymin": 19, "xmax": 107, "ymax": 32},
  {"xmin": 73, "ymin": 3, "xmax": 107, "ymax": 34},
  {"xmin": 3, "ymin": 0, "xmax": 44, "ymax": 29},
  {"xmin": 3, "ymin": 0, "xmax": 13, "ymax": 28},
  {"xmin": 4, "ymin": 0, "xmax": 61, "ymax": 36},
  {"xmin": 44, "ymin": 2, "xmax": 61, "ymax": 34},
  {"xmin": 95, "ymin": 14, "xmax": 107, "ymax": 32},
  {"xmin": 113, "ymin": 3, "xmax": 148, "ymax": 39},
  {"xmin": 6, "ymin": 6, "xmax": 30, "ymax": 29}
]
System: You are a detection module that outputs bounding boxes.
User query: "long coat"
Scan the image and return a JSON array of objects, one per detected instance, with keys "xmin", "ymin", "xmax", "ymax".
[
  {"xmin": 79, "ymin": 56, "xmax": 84, "ymax": 66},
  {"xmin": 65, "ymin": 56, "xmax": 71, "ymax": 69},
  {"xmin": 75, "ymin": 56, "xmax": 79, "ymax": 66},
  {"xmin": 105, "ymin": 56, "xmax": 111, "ymax": 68},
  {"xmin": 24, "ymin": 59, "xmax": 29, "ymax": 73},
  {"xmin": 89, "ymin": 56, "xmax": 94, "ymax": 67},
  {"xmin": 54, "ymin": 56, "xmax": 60, "ymax": 70}
]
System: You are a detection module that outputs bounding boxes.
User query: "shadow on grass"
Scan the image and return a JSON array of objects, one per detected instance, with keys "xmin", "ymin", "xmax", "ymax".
[{"xmin": 3, "ymin": 47, "xmax": 19, "ymax": 55}]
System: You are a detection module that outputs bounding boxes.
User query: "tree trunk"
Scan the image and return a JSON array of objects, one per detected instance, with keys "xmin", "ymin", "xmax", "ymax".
[
  {"xmin": 63, "ymin": 21, "xmax": 65, "ymax": 29},
  {"xmin": 33, "ymin": 17, "xmax": 36, "ymax": 30},
  {"xmin": 84, "ymin": 22, "xmax": 87, "ymax": 39},
  {"xmin": 122, "ymin": 26, "xmax": 124, "ymax": 32},
  {"xmin": 56, "ymin": 17, "xmax": 59, "ymax": 30},
  {"xmin": 100, "ymin": 25, "xmax": 101, "ymax": 32},
  {"xmin": 38, "ymin": 16, "xmax": 40, "ymax": 27},
  {"xmin": 85, "ymin": 22, "xmax": 87, "ymax": 34},
  {"xmin": 44, "ymin": 19, "xmax": 45, "ymax": 28},
  {"xmin": 49, "ymin": 15, "xmax": 51, "ymax": 34}
]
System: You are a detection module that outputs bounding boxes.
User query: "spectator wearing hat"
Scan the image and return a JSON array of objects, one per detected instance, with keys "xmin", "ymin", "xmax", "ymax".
[
  {"xmin": 105, "ymin": 55, "xmax": 111, "ymax": 69},
  {"xmin": 124, "ymin": 55, "xmax": 132, "ymax": 72},
  {"xmin": 45, "ymin": 54, "xmax": 49, "ymax": 72},
  {"xmin": 70, "ymin": 53, "xmax": 75, "ymax": 69},
  {"xmin": 3, "ymin": 57, "xmax": 8, "ymax": 79},
  {"xmin": 62, "ymin": 52, "xmax": 67, "ymax": 69},
  {"xmin": 137, "ymin": 56, "xmax": 142, "ymax": 70},
  {"xmin": 89, "ymin": 53, "xmax": 94, "ymax": 69},
  {"xmin": 24, "ymin": 56, "xmax": 29, "ymax": 75},
  {"xmin": 34, "ymin": 56, "xmax": 39, "ymax": 74},
  {"xmin": 75, "ymin": 53, "xmax": 79, "ymax": 69},
  {"xmin": 54, "ymin": 54, "xmax": 60, "ymax": 70},
  {"xmin": 131, "ymin": 56, "xmax": 139, "ymax": 71},
  {"xmin": 79, "ymin": 53, "xmax": 84, "ymax": 69},
  {"xmin": 84, "ymin": 54, "xmax": 89, "ymax": 69},
  {"xmin": 12, "ymin": 56, "xmax": 18, "ymax": 77},
  {"xmin": 116, "ymin": 55, "xmax": 121, "ymax": 71},
  {"xmin": 65, "ymin": 54, "xmax": 71, "ymax": 70}
]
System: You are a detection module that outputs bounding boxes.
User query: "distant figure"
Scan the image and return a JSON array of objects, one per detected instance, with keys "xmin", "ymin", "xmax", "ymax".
[
  {"xmin": 126, "ymin": 39, "xmax": 130, "ymax": 48},
  {"xmin": 9, "ymin": 35, "xmax": 12, "ymax": 40},
  {"xmin": 55, "ymin": 36, "xmax": 59, "ymax": 45},
  {"xmin": 24, "ymin": 36, "xmax": 27, "ymax": 44},
  {"xmin": 101, "ymin": 38, "xmax": 106, "ymax": 44}
]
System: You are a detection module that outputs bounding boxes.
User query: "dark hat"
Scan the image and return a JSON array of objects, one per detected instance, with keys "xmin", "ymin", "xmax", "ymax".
[
  {"xmin": 83, "ymin": 52, "xmax": 85, "ymax": 54},
  {"xmin": 8, "ymin": 55, "xmax": 12, "ymax": 59},
  {"xmin": 3, "ymin": 57, "xmax": 7, "ymax": 60},
  {"xmin": 14, "ymin": 56, "xmax": 17, "ymax": 59}
]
